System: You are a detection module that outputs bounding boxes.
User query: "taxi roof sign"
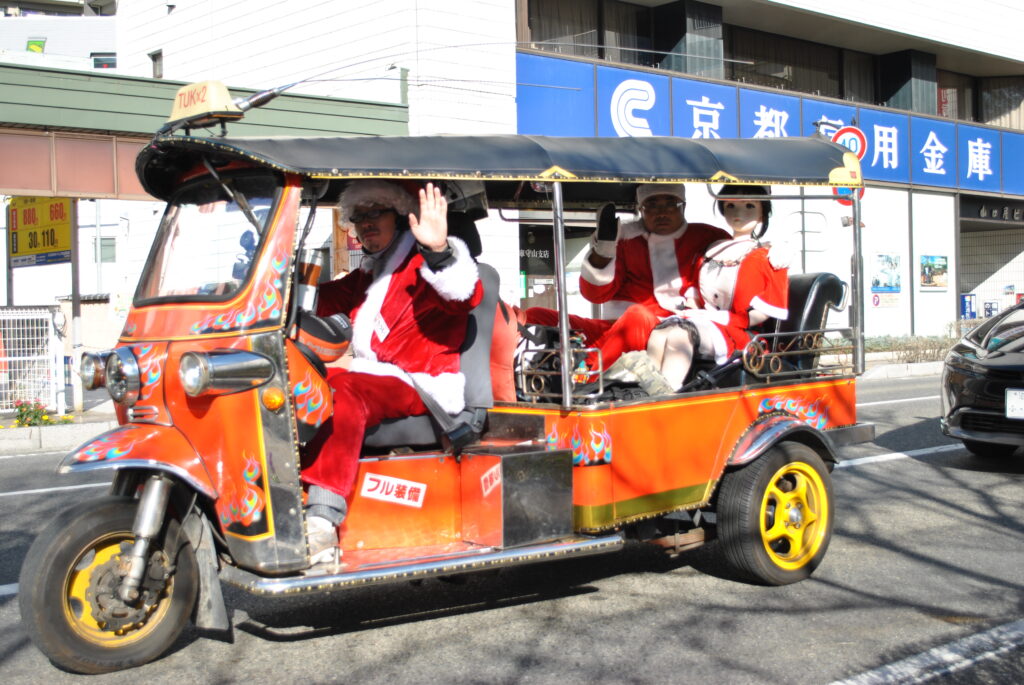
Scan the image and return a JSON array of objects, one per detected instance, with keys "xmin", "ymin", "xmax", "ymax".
[{"xmin": 166, "ymin": 80, "xmax": 243, "ymax": 129}]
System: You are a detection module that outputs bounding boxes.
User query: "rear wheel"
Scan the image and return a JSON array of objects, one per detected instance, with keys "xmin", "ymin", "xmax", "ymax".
[
  {"xmin": 18, "ymin": 496, "xmax": 198, "ymax": 674},
  {"xmin": 716, "ymin": 442, "xmax": 833, "ymax": 585},
  {"xmin": 963, "ymin": 439, "xmax": 1018, "ymax": 458}
]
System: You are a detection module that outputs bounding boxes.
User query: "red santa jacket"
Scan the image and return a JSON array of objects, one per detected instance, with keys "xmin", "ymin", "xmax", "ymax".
[
  {"xmin": 688, "ymin": 243, "xmax": 789, "ymax": 360},
  {"xmin": 580, "ymin": 220, "xmax": 730, "ymax": 318},
  {"xmin": 316, "ymin": 231, "xmax": 482, "ymax": 414}
]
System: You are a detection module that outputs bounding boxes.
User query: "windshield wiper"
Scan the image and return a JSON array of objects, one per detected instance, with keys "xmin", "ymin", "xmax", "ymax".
[{"xmin": 202, "ymin": 157, "xmax": 263, "ymax": 232}]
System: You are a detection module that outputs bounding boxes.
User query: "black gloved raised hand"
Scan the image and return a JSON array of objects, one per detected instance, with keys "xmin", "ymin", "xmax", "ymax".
[
  {"xmin": 596, "ymin": 202, "xmax": 619, "ymax": 241},
  {"xmin": 590, "ymin": 202, "xmax": 619, "ymax": 260}
]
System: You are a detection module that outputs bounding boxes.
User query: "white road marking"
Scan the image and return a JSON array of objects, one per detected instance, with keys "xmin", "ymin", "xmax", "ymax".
[
  {"xmin": 857, "ymin": 395, "xmax": 940, "ymax": 407},
  {"xmin": 0, "ymin": 450, "xmax": 66, "ymax": 461},
  {"xmin": 836, "ymin": 444, "xmax": 963, "ymax": 468},
  {"xmin": 0, "ymin": 482, "xmax": 107, "ymax": 498},
  {"xmin": 829, "ymin": 618, "xmax": 1024, "ymax": 685},
  {"xmin": 0, "ymin": 583, "xmax": 17, "ymax": 598}
]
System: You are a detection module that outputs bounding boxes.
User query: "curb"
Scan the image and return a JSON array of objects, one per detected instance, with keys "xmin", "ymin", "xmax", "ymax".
[
  {"xmin": 0, "ymin": 418, "xmax": 119, "ymax": 454},
  {"xmin": 862, "ymin": 360, "xmax": 944, "ymax": 380}
]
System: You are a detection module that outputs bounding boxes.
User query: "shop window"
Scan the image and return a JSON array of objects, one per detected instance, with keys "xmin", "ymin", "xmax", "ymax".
[
  {"xmin": 726, "ymin": 26, "xmax": 840, "ymax": 99},
  {"xmin": 526, "ymin": 0, "xmax": 599, "ymax": 58},
  {"xmin": 93, "ymin": 237, "xmax": 116, "ymax": 264},
  {"xmin": 842, "ymin": 49, "xmax": 876, "ymax": 105},
  {"xmin": 602, "ymin": 1, "xmax": 652, "ymax": 66},
  {"xmin": 980, "ymin": 76, "xmax": 1024, "ymax": 131},
  {"xmin": 937, "ymin": 69, "xmax": 975, "ymax": 121}
]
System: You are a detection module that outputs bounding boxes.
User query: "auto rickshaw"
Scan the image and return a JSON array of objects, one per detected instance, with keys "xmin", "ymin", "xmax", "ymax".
[{"xmin": 18, "ymin": 81, "xmax": 873, "ymax": 673}]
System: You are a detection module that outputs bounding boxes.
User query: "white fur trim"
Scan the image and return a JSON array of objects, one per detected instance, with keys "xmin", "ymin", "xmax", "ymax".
[
  {"xmin": 637, "ymin": 184, "xmax": 685, "ymax": 206},
  {"xmin": 339, "ymin": 180, "xmax": 419, "ymax": 230},
  {"xmin": 350, "ymin": 231, "xmax": 416, "ymax": 361},
  {"xmin": 648, "ymin": 225, "xmax": 687, "ymax": 314},
  {"xmin": 349, "ymin": 357, "xmax": 467, "ymax": 415},
  {"xmin": 417, "ymin": 236, "xmax": 479, "ymax": 302},
  {"xmin": 590, "ymin": 236, "xmax": 616, "ymax": 260},
  {"xmin": 750, "ymin": 295, "xmax": 788, "ymax": 321},
  {"xmin": 581, "ymin": 255, "xmax": 616, "ymax": 286}
]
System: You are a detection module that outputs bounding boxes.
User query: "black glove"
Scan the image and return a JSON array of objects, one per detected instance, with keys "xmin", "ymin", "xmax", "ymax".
[{"xmin": 596, "ymin": 202, "xmax": 619, "ymax": 242}]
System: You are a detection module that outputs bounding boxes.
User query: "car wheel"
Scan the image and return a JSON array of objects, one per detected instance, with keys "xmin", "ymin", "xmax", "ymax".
[
  {"xmin": 716, "ymin": 442, "xmax": 833, "ymax": 586},
  {"xmin": 963, "ymin": 439, "xmax": 1018, "ymax": 458}
]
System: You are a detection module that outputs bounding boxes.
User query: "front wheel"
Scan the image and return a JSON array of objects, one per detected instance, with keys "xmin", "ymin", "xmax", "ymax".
[
  {"xmin": 18, "ymin": 496, "xmax": 198, "ymax": 674},
  {"xmin": 716, "ymin": 442, "xmax": 833, "ymax": 585}
]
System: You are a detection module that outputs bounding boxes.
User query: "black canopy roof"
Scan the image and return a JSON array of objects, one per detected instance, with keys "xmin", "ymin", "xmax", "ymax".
[{"xmin": 137, "ymin": 133, "xmax": 862, "ymax": 202}]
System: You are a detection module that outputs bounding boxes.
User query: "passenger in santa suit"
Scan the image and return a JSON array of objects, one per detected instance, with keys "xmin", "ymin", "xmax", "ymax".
[
  {"xmin": 302, "ymin": 180, "xmax": 482, "ymax": 564},
  {"xmin": 645, "ymin": 184, "xmax": 789, "ymax": 391},
  {"xmin": 525, "ymin": 184, "xmax": 728, "ymax": 375}
]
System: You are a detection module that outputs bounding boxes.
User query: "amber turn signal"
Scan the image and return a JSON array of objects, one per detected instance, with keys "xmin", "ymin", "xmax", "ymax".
[{"xmin": 261, "ymin": 386, "xmax": 286, "ymax": 411}]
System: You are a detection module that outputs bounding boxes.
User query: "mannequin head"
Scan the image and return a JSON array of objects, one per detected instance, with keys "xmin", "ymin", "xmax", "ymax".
[{"xmin": 717, "ymin": 184, "xmax": 771, "ymax": 239}]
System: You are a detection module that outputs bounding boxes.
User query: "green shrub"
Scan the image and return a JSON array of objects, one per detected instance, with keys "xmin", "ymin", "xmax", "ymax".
[{"xmin": 8, "ymin": 399, "xmax": 73, "ymax": 428}]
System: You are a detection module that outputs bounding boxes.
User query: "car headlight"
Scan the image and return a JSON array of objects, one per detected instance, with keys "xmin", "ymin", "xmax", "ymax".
[
  {"xmin": 105, "ymin": 347, "xmax": 141, "ymax": 405},
  {"xmin": 179, "ymin": 352, "xmax": 212, "ymax": 397},
  {"xmin": 80, "ymin": 351, "xmax": 111, "ymax": 390}
]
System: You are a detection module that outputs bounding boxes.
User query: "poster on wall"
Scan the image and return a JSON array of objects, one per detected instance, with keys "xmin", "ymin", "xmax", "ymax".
[
  {"xmin": 871, "ymin": 253, "xmax": 901, "ymax": 293},
  {"xmin": 919, "ymin": 255, "xmax": 948, "ymax": 290}
]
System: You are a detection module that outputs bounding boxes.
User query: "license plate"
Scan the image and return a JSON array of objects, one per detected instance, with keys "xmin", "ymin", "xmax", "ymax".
[{"xmin": 1007, "ymin": 389, "xmax": 1024, "ymax": 419}]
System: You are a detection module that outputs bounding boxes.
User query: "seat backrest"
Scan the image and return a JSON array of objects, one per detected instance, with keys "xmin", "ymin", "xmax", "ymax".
[{"xmin": 774, "ymin": 272, "xmax": 845, "ymax": 370}]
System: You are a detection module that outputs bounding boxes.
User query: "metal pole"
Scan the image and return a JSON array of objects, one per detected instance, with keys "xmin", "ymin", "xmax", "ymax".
[
  {"xmin": 550, "ymin": 182, "xmax": 574, "ymax": 410},
  {"xmin": 70, "ymin": 199, "xmax": 83, "ymax": 412},
  {"xmin": 851, "ymin": 194, "xmax": 865, "ymax": 375},
  {"xmin": 5, "ymin": 199, "xmax": 12, "ymax": 306}
]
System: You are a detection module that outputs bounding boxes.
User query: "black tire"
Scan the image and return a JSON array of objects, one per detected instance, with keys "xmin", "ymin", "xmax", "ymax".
[
  {"xmin": 716, "ymin": 442, "xmax": 833, "ymax": 585},
  {"xmin": 963, "ymin": 439, "xmax": 1018, "ymax": 459},
  {"xmin": 18, "ymin": 496, "xmax": 198, "ymax": 674}
]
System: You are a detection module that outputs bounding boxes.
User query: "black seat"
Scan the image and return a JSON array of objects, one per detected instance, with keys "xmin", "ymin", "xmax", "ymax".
[{"xmin": 363, "ymin": 213, "xmax": 497, "ymax": 451}]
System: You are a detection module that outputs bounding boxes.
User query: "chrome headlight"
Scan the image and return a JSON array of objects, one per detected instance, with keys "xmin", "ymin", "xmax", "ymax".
[
  {"xmin": 80, "ymin": 351, "xmax": 111, "ymax": 390},
  {"xmin": 179, "ymin": 352, "xmax": 212, "ymax": 397},
  {"xmin": 105, "ymin": 347, "xmax": 141, "ymax": 405}
]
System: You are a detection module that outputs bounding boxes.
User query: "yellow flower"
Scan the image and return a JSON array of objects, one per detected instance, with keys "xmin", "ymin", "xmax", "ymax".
[{"xmin": 42, "ymin": 415, "xmax": 49, "ymax": 421}]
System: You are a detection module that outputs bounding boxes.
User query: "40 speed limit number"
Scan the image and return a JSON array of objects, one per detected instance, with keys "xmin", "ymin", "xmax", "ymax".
[{"xmin": 6, "ymin": 197, "xmax": 73, "ymax": 267}]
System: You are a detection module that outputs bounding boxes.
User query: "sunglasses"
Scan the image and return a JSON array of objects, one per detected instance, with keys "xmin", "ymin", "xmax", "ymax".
[
  {"xmin": 640, "ymin": 201, "xmax": 684, "ymax": 214},
  {"xmin": 349, "ymin": 207, "xmax": 395, "ymax": 224}
]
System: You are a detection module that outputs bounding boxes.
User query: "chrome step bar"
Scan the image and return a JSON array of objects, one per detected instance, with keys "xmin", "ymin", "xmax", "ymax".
[{"xmin": 220, "ymin": 533, "xmax": 625, "ymax": 595}]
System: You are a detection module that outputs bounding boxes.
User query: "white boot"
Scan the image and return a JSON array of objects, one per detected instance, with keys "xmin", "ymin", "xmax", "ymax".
[
  {"xmin": 306, "ymin": 515, "xmax": 341, "ymax": 566},
  {"xmin": 619, "ymin": 351, "xmax": 676, "ymax": 396}
]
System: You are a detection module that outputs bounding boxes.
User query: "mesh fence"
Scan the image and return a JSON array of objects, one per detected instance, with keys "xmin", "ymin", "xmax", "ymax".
[{"xmin": 0, "ymin": 307, "xmax": 63, "ymax": 414}]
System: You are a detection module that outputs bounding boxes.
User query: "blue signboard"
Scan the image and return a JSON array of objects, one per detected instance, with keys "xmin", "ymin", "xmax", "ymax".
[
  {"xmin": 957, "ymin": 125, "xmax": 1002, "ymax": 192},
  {"xmin": 910, "ymin": 117, "xmax": 957, "ymax": 188},
  {"xmin": 516, "ymin": 53, "xmax": 596, "ymax": 136},
  {"xmin": 596, "ymin": 65, "xmax": 671, "ymax": 137},
  {"xmin": 857, "ymin": 108, "xmax": 910, "ymax": 184},
  {"xmin": 801, "ymin": 99, "xmax": 857, "ymax": 139},
  {"xmin": 1003, "ymin": 132, "xmax": 1024, "ymax": 196},
  {"xmin": 739, "ymin": 89, "xmax": 800, "ymax": 139},
  {"xmin": 672, "ymin": 77, "xmax": 737, "ymax": 139}
]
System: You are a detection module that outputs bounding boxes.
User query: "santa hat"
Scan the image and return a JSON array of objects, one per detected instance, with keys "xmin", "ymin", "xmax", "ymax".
[
  {"xmin": 636, "ymin": 183, "xmax": 685, "ymax": 207},
  {"xmin": 338, "ymin": 180, "xmax": 419, "ymax": 229}
]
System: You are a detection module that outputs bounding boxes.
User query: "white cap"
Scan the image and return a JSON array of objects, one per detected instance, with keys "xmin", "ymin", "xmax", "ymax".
[
  {"xmin": 636, "ymin": 184, "xmax": 685, "ymax": 206},
  {"xmin": 338, "ymin": 180, "xmax": 419, "ymax": 229}
]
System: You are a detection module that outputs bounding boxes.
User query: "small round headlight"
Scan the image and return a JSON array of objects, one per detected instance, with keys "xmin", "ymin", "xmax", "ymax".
[
  {"xmin": 80, "ymin": 352, "xmax": 107, "ymax": 390},
  {"xmin": 179, "ymin": 352, "xmax": 212, "ymax": 397},
  {"xmin": 105, "ymin": 347, "xmax": 140, "ymax": 405}
]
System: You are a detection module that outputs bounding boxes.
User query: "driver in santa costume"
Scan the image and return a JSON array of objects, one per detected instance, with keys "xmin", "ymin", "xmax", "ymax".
[{"xmin": 302, "ymin": 180, "xmax": 481, "ymax": 563}]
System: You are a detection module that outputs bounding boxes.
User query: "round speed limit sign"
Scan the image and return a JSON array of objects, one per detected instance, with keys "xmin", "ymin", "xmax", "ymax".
[{"xmin": 831, "ymin": 126, "xmax": 867, "ymax": 160}]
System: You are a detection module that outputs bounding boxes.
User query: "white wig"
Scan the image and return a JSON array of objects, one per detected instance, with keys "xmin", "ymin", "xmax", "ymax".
[{"xmin": 338, "ymin": 180, "xmax": 419, "ymax": 229}]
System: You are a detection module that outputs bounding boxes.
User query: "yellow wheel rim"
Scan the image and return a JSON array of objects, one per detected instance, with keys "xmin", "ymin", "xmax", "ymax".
[
  {"xmin": 62, "ymin": 533, "xmax": 173, "ymax": 647},
  {"xmin": 758, "ymin": 461, "xmax": 829, "ymax": 571}
]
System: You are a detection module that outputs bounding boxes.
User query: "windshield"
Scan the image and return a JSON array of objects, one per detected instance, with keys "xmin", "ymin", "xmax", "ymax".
[
  {"xmin": 980, "ymin": 307, "xmax": 1024, "ymax": 352},
  {"xmin": 135, "ymin": 172, "xmax": 279, "ymax": 303}
]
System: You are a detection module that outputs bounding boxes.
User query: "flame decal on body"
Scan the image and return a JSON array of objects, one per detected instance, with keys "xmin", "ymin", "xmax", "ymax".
[
  {"xmin": 216, "ymin": 453, "xmax": 266, "ymax": 527},
  {"xmin": 758, "ymin": 395, "xmax": 831, "ymax": 430},
  {"xmin": 71, "ymin": 430, "xmax": 138, "ymax": 463},
  {"xmin": 191, "ymin": 251, "xmax": 288, "ymax": 335},
  {"xmin": 293, "ymin": 372, "xmax": 329, "ymax": 428},
  {"xmin": 132, "ymin": 342, "xmax": 164, "ymax": 402},
  {"xmin": 546, "ymin": 419, "xmax": 613, "ymax": 465}
]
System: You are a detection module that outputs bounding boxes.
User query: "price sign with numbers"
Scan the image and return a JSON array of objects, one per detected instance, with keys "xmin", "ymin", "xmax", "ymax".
[{"xmin": 6, "ymin": 197, "xmax": 73, "ymax": 267}]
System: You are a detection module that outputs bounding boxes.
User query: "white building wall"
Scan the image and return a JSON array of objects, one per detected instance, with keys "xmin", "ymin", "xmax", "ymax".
[
  {"xmin": 765, "ymin": 0, "xmax": 1024, "ymax": 62},
  {"xmin": 860, "ymin": 186, "xmax": 912, "ymax": 338},
  {"xmin": 115, "ymin": 0, "xmax": 518, "ymax": 135},
  {"xmin": 910, "ymin": 191, "xmax": 957, "ymax": 336}
]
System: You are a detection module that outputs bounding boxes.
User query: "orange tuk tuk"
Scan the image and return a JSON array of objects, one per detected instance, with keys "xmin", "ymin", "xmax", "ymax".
[{"xmin": 18, "ymin": 82, "xmax": 872, "ymax": 673}]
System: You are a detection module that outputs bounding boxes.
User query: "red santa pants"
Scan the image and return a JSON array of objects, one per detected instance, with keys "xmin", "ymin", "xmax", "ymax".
[
  {"xmin": 524, "ymin": 304, "xmax": 662, "ymax": 369},
  {"xmin": 301, "ymin": 371, "xmax": 428, "ymax": 499}
]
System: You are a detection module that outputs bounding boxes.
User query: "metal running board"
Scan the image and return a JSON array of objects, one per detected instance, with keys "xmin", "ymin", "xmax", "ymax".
[{"xmin": 220, "ymin": 534, "xmax": 624, "ymax": 595}]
